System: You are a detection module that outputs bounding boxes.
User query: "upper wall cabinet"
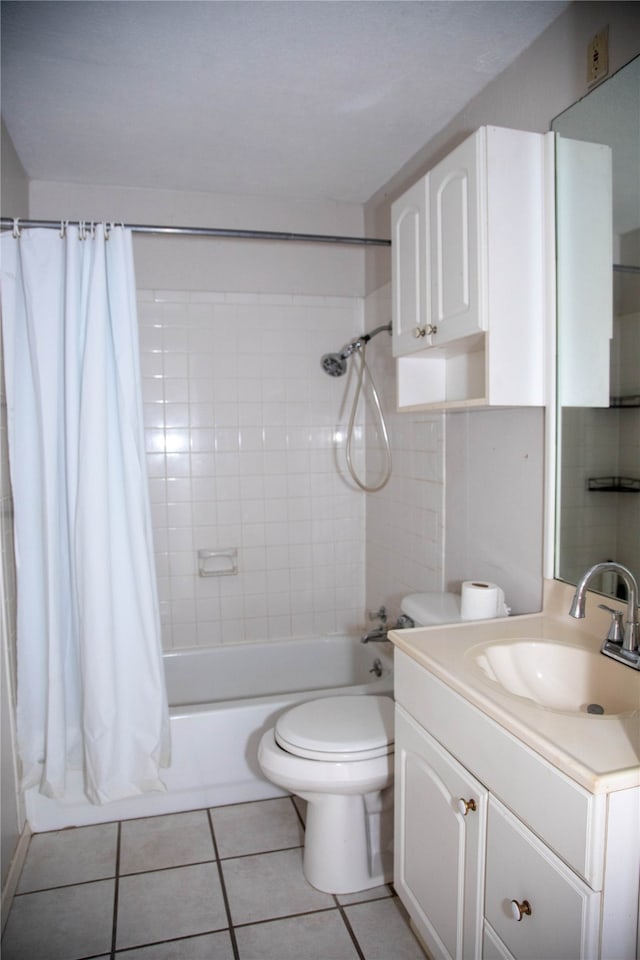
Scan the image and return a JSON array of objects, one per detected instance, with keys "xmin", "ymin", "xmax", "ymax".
[{"xmin": 391, "ymin": 126, "xmax": 553, "ymax": 410}]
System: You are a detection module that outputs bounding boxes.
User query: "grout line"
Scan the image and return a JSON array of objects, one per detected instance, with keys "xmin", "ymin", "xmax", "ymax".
[
  {"xmin": 207, "ymin": 808, "xmax": 240, "ymax": 960},
  {"xmin": 334, "ymin": 900, "xmax": 367, "ymax": 960},
  {"xmin": 232, "ymin": 904, "xmax": 340, "ymax": 930},
  {"xmin": 11, "ymin": 875, "xmax": 118, "ymax": 897},
  {"xmin": 111, "ymin": 929, "xmax": 232, "ymax": 956},
  {"xmin": 218, "ymin": 842, "xmax": 303, "ymax": 862},
  {"xmin": 110, "ymin": 821, "xmax": 121, "ymax": 960},
  {"xmin": 118, "ymin": 856, "xmax": 217, "ymax": 879}
]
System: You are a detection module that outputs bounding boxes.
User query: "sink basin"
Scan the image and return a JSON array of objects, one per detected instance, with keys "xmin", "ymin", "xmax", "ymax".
[{"xmin": 467, "ymin": 639, "xmax": 640, "ymax": 716}]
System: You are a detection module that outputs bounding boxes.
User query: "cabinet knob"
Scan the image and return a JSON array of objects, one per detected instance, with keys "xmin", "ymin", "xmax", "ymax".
[
  {"xmin": 413, "ymin": 324, "xmax": 439, "ymax": 339},
  {"xmin": 510, "ymin": 899, "xmax": 532, "ymax": 922},
  {"xmin": 457, "ymin": 797, "xmax": 477, "ymax": 816}
]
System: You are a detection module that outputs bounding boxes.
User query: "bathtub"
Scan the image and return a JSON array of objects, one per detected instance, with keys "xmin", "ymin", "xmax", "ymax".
[{"xmin": 25, "ymin": 634, "xmax": 394, "ymax": 831}]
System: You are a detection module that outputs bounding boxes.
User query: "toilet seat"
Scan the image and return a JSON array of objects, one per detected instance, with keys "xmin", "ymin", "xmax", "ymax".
[{"xmin": 275, "ymin": 695, "xmax": 394, "ymax": 761}]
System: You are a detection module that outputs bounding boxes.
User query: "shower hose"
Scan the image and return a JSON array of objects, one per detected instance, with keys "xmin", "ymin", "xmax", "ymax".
[{"xmin": 345, "ymin": 343, "xmax": 392, "ymax": 493}]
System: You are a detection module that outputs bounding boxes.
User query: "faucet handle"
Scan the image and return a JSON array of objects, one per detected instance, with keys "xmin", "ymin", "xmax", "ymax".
[
  {"xmin": 368, "ymin": 606, "xmax": 387, "ymax": 624},
  {"xmin": 598, "ymin": 604, "xmax": 624, "ymax": 644}
]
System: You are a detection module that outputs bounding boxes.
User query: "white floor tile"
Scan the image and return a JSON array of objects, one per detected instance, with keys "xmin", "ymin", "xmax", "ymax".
[
  {"xmin": 116, "ymin": 862, "xmax": 227, "ymax": 950},
  {"xmin": 221, "ymin": 848, "xmax": 334, "ymax": 925},
  {"xmin": 114, "ymin": 929, "xmax": 235, "ymax": 958},
  {"xmin": 120, "ymin": 810, "xmax": 215, "ymax": 874},
  {"xmin": 17, "ymin": 822, "xmax": 118, "ymax": 892},
  {"xmin": 2, "ymin": 802, "xmax": 420, "ymax": 960},
  {"xmin": 344, "ymin": 897, "xmax": 427, "ymax": 959},
  {"xmin": 235, "ymin": 910, "xmax": 360, "ymax": 959},
  {"xmin": 2, "ymin": 879, "xmax": 115, "ymax": 960},
  {"xmin": 210, "ymin": 797, "xmax": 303, "ymax": 858}
]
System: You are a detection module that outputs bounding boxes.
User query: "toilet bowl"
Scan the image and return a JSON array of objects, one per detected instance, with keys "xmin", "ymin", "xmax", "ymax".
[{"xmin": 258, "ymin": 694, "xmax": 394, "ymax": 895}]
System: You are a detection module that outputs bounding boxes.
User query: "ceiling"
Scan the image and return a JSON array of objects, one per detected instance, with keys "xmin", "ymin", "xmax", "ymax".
[{"xmin": 1, "ymin": 1, "xmax": 569, "ymax": 206}]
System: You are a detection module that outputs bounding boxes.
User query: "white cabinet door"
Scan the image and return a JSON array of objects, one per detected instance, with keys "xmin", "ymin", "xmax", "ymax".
[
  {"xmin": 394, "ymin": 705, "xmax": 487, "ymax": 960},
  {"xmin": 429, "ymin": 129, "xmax": 484, "ymax": 346},
  {"xmin": 391, "ymin": 175, "xmax": 431, "ymax": 356}
]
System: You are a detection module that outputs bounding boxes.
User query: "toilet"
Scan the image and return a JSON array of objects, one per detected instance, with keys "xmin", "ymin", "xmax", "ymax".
[
  {"xmin": 257, "ymin": 694, "xmax": 394, "ymax": 894},
  {"xmin": 257, "ymin": 592, "xmax": 476, "ymax": 895}
]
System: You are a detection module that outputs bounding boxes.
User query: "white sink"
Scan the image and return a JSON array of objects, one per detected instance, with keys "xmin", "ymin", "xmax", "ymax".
[{"xmin": 467, "ymin": 638, "xmax": 640, "ymax": 716}]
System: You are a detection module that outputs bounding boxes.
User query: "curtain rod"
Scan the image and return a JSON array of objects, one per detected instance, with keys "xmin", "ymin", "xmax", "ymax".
[{"xmin": 0, "ymin": 217, "xmax": 391, "ymax": 248}]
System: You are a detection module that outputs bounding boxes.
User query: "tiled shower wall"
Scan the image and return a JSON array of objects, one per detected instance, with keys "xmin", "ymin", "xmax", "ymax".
[{"xmin": 138, "ymin": 289, "xmax": 368, "ymax": 650}]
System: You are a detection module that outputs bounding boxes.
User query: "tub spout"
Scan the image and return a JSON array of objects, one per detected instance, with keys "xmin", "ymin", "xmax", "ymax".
[
  {"xmin": 361, "ymin": 612, "xmax": 415, "ymax": 643},
  {"xmin": 361, "ymin": 625, "xmax": 388, "ymax": 644}
]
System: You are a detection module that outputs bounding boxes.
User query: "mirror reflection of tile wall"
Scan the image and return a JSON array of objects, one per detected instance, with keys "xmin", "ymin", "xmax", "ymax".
[{"xmin": 559, "ymin": 245, "xmax": 640, "ymax": 593}]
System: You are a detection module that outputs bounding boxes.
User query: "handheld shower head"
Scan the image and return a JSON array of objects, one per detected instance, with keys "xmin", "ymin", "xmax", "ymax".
[
  {"xmin": 321, "ymin": 352, "xmax": 348, "ymax": 377},
  {"xmin": 320, "ymin": 323, "xmax": 391, "ymax": 377}
]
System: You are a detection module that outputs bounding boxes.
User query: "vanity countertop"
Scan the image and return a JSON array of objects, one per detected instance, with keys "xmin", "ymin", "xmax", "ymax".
[{"xmin": 389, "ymin": 581, "xmax": 640, "ymax": 794}]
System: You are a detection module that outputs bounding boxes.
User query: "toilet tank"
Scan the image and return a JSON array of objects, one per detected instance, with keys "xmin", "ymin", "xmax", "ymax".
[{"xmin": 400, "ymin": 592, "xmax": 461, "ymax": 627}]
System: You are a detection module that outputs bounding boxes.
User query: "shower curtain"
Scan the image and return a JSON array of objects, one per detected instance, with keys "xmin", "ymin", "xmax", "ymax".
[{"xmin": 1, "ymin": 224, "xmax": 170, "ymax": 804}]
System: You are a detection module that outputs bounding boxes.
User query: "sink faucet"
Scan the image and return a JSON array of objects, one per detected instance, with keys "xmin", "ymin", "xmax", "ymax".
[{"xmin": 569, "ymin": 561, "xmax": 640, "ymax": 669}]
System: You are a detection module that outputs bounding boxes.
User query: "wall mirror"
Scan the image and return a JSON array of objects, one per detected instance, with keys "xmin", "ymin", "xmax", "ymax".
[{"xmin": 552, "ymin": 55, "xmax": 639, "ymax": 598}]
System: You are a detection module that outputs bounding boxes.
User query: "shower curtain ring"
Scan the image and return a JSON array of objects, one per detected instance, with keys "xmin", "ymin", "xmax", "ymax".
[
  {"xmin": 59, "ymin": 220, "xmax": 67, "ymax": 239},
  {"xmin": 104, "ymin": 222, "xmax": 111, "ymax": 241},
  {"xmin": 12, "ymin": 218, "xmax": 20, "ymax": 238}
]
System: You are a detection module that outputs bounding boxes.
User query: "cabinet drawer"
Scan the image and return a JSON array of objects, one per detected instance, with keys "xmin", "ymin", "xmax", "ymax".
[
  {"xmin": 483, "ymin": 921, "xmax": 516, "ymax": 960},
  {"xmin": 485, "ymin": 798, "xmax": 600, "ymax": 959}
]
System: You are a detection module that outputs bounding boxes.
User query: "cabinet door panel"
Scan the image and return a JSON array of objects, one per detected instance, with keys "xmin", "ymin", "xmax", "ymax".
[
  {"xmin": 392, "ymin": 177, "xmax": 430, "ymax": 356},
  {"xmin": 395, "ymin": 706, "xmax": 487, "ymax": 960},
  {"xmin": 485, "ymin": 798, "xmax": 600, "ymax": 960},
  {"xmin": 430, "ymin": 131, "xmax": 482, "ymax": 345}
]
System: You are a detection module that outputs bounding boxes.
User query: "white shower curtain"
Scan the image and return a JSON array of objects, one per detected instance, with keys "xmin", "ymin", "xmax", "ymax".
[{"xmin": 1, "ymin": 224, "xmax": 170, "ymax": 804}]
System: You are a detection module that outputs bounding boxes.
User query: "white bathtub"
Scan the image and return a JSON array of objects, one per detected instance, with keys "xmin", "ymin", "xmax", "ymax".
[{"xmin": 25, "ymin": 635, "xmax": 394, "ymax": 831}]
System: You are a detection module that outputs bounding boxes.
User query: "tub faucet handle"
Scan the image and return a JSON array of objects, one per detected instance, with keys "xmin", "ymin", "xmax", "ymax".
[{"xmin": 369, "ymin": 606, "xmax": 387, "ymax": 624}]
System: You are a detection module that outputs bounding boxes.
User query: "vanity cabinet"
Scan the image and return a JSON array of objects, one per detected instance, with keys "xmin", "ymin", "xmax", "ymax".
[
  {"xmin": 394, "ymin": 649, "xmax": 640, "ymax": 960},
  {"xmin": 391, "ymin": 125, "xmax": 552, "ymax": 410}
]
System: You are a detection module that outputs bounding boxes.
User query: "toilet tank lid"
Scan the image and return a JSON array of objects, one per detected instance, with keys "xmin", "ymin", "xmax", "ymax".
[{"xmin": 401, "ymin": 592, "xmax": 461, "ymax": 626}]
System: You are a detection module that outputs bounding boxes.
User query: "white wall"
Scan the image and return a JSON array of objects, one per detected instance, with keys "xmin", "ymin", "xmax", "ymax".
[
  {"xmin": 28, "ymin": 180, "xmax": 367, "ymax": 298},
  {"xmin": 0, "ymin": 334, "xmax": 22, "ymax": 896},
  {"xmin": 364, "ymin": 1, "xmax": 640, "ymax": 615},
  {"xmin": 0, "ymin": 123, "xmax": 26, "ymax": 904},
  {"xmin": 1, "ymin": 119, "xmax": 29, "ymax": 218}
]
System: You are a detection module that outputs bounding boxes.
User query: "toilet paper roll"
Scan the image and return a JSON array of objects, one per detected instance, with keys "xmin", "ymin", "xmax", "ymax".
[{"xmin": 460, "ymin": 581, "xmax": 507, "ymax": 621}]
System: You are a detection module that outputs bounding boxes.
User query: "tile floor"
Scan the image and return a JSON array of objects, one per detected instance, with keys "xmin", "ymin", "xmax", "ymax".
[{"xmin": 2, "ymin": 796, "xmax": 426, "ymax": 960}]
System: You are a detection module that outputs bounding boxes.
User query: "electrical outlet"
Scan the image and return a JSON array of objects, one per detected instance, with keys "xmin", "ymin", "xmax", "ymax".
[{"xmin": 587, "ymin": 26, "xmax": 609, "ymax": 85}]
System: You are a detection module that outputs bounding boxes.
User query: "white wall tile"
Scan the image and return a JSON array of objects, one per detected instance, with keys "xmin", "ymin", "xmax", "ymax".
[{"xmin": 140, "ymin": 289, "xmax": 369, "ymax": 649}]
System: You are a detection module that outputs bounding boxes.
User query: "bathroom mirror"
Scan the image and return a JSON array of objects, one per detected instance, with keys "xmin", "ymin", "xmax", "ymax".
[{"xmin": 552, "ymin": 56, "xmax": 639, "ymax": 598}]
